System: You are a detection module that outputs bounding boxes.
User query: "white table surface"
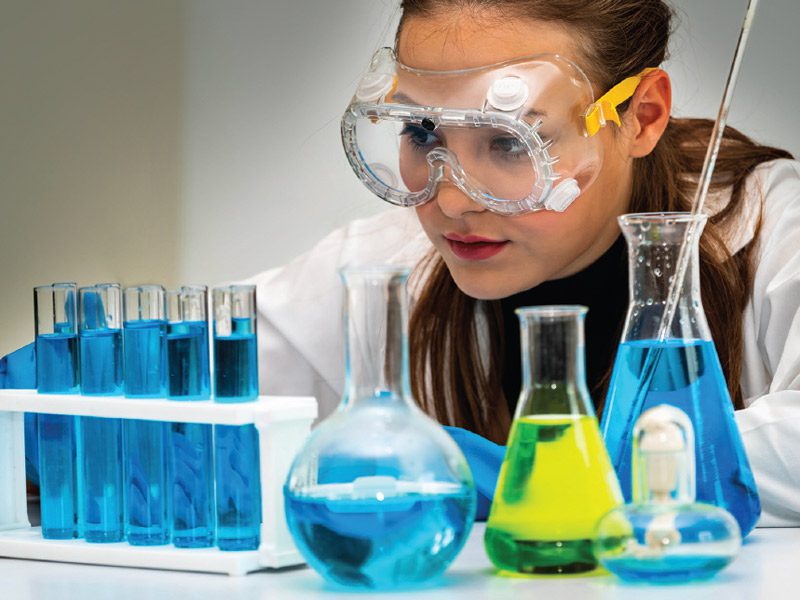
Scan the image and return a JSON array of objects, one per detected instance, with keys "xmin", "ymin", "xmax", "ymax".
[{"xmin": 2, "ymin": 523, "xmax": 798, "ymax": 600}]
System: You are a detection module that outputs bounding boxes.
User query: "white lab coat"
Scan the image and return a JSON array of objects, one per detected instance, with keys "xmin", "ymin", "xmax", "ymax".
[{"xmin": 245, "ymin": 158, "xmax": 800, "ymax": 528}]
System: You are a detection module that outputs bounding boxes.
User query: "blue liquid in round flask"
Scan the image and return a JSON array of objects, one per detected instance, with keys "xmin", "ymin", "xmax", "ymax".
[
  {"xmin": 601, "ymin": 213, "xmax": 760, "ymax": 536},
  {"xmin": 594, "ymin": 405, "xmax": 741, "ymax": 583},
  {"xmin": 284, "ymin": 266, "xmax": 476, "ymax": 589}
]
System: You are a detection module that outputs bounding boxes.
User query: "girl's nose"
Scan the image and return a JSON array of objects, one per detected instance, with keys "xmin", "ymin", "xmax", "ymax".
[{"xmin": 434, "ymin": 183, "xmax": 487, "ymax": 219}]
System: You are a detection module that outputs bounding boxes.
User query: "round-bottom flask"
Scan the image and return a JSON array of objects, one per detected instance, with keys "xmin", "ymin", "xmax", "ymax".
[
  {"xmin": 594, "ymin": 405, "xmax": 741, "ymax": 583},
  {"xmin": 284, "ymin": 266, "xmax": 476, "ymax": 589}
]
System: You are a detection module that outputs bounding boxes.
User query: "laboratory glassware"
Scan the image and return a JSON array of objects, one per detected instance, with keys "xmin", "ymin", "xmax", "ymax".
[
  {"xmin": 123, "ymin": 284, "xmax": 170, "ymax": 545},
  {"xmin": 167, "ymin": 285, "xmax": 214, "ymax": 548},
  {"xmin": 594, "ymin": 405, "xmax": 741, "ymax": 582},
  {"xmin": 601, "ymin": 213, "xmax": 760, "ymax": 536},
  {"xmin": 284, "ymin": 266, "xmax": 476, "ymax": 589},
  {"xmin": 485, "ymin": 306, "xmax": 622, "ymax": 574},
  {"xmin": 34, "ymin": 283, "xmax": 79, "ymax": 539},
  {"xmin": 78, "ymin": 283, "xmax": 124, "ymax": 542},
  {"xmin": 212, "ymin": 285, "xmax": 261, "ymax": 551}
]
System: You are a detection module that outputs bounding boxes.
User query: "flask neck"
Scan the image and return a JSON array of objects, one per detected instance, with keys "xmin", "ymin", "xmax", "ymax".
[
  {"xmin": 619, "ymin": 213, "xmax": 710, "ymax": 341},
  {"xmin": 341, "ymin": 267, "xmax": 412, "ymax": 408},
  {"xmin": 517, "ymin": 306, "xmax": 593, "ymax": 417}
]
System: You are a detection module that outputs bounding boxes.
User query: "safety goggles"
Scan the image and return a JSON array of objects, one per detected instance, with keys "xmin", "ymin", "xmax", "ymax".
[{"xmin": 341, "ymin": 47, "xmax": 653, "ymax": 215}]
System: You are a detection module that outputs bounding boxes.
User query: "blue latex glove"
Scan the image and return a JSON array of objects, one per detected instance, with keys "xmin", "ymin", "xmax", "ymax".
[
  {"xmin": 0, "ymin": 343, "xmax": 39, "ymax": 485},
  {"xmin": 444, "ymin": 426, "xmax": 506, "ymax": 521}
]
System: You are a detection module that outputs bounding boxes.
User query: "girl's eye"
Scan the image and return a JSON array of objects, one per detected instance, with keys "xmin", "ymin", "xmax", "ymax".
[
  {"xmin": 400, "ymin": 124, "xmax": 441, "ymax": 149},
  {"xmin": 490, "ymin": 135, "xmax": 527, "ymax": 159}
]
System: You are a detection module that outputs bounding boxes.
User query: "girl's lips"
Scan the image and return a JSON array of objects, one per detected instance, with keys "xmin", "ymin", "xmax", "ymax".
[{"xmin": 445, "ymin": 236, "xmax": 510, "ymax": 261}]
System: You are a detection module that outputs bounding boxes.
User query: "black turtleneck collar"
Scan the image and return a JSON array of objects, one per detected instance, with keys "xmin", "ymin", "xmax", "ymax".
[{"xmin": 500, "ymin": 235, "xmax": 629, "ymax": 415}]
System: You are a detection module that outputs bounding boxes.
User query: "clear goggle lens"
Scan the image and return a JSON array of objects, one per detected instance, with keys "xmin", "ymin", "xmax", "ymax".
[{"xmin": 342, "ymin": 48, "xmax": 615, "ymax": 215}]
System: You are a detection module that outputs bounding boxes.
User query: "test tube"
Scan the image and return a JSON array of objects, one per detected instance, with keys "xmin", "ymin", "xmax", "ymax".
[
  {"xmin": 78, "ymin": 284, "xmax": 124, "ymax": 543},
  {"xmin": 123, "ymin": 285, "xmax": 169, "ymax": 545},
  {"xmin": 34, "ymin": 283, "xmax": 79, "ymax": 539},
  {"xmin": 212, "ymin": 285, "xmax": 261, "ymax": 551},
  {"xmin": 167, "ymin": 285, "xmax": 214, "ymax": 548}
]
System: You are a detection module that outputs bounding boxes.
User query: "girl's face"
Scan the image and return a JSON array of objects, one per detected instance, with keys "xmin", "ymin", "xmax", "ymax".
[{"xmin": 398, "ymin": 14, "xmax": 636, "ymax": 300}]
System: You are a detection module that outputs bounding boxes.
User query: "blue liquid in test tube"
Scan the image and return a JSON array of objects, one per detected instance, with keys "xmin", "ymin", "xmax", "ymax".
[
  {"xmin": 213, "ymin": 285, "xmax": 261, "ymax": 551},
  {"xmin": 214, "ymin": 318, "xmax": 258, "ymax": 399},
  {"xmin": 123, "ymin": 285, "xmax": 170, "ymax": 545},
  {"xmin": 78, "ymin": 284, "xmax": 124, "ymax": 543},
  {"xmin": 35, "ymin": 283, "xmax": 80, "ymax": 539},
  {"xmin": 167, "ymin": 286, "xmax": 214, "ymax": 548}
]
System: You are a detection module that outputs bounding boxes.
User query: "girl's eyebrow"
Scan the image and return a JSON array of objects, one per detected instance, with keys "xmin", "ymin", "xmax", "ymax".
[{"xmin": 388, "ymin": 91, "xmax": 416, "ymax": 104}]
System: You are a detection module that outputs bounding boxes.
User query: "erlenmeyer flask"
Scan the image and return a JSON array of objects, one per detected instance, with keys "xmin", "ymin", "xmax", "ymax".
[
  {"xmin": 601, "ymin": 213, "xmax": 760, "ymax": 536},
  {"xmin": 284, "ymin": 266, "xmax": 476, "ymax": 589},
  {"xmin": 485, "ymin": 306, "xmax": 622, "ymax": 575}
]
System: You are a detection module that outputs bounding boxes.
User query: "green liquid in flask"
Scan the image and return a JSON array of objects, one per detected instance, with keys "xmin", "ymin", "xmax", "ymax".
[{"xmin": 485, "ymin": 415, "xmax": 622, "ymax": 574}]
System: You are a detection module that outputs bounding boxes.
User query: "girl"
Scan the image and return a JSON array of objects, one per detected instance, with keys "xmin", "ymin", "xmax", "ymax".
[{"xmin": 256, "ymin": 0, "xmax": 800, "ymax": 525}]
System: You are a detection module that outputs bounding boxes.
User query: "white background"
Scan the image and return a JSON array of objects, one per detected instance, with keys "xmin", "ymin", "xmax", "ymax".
[{"xmin": 2, "ymin": 0, "xmax": 798, "ymax": 356}]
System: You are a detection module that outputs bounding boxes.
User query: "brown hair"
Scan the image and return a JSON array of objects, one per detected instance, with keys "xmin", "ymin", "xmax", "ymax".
[{"xmin": 402, "ymin": 0, "xmax": 794, "ymax": 443}]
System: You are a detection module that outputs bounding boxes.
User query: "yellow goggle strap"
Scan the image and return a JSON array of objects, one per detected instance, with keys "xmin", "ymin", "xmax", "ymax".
[{"xmin": 585, "ymin": 68, "xmax": 658, "ymax": 137}]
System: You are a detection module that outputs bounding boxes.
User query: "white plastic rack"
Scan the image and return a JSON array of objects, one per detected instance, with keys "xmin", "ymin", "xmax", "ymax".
[{"xmin": 0, "ymin": 389, "xmax": 317, "ymax": 576}]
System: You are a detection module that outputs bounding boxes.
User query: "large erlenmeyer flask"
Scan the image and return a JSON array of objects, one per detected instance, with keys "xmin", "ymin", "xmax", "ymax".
[
  {"xmin": 283, "ymin": 266, "xmax": 476, "ymax": 589},
  {"xmin": 485, "ymin": 306, "xmax": 622, "ymax": 575},
  {"xmin": 601, "ymin": 213, "xmax": 760, "ymax": 536}
]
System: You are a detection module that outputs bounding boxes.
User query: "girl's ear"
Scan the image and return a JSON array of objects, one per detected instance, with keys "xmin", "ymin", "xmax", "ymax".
[{"xmin": 625, "ymin": 70, "xmax": 672, "ymax": 158}]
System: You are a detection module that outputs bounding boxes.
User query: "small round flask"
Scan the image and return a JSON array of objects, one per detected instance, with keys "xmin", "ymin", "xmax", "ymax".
[
  {"xmin": 284, "ymin": 266, "xmax": 476, "ymax": 589},
  {"xmin": 594, "ymin": 405, "xmax": 741, "ymax": 583}
]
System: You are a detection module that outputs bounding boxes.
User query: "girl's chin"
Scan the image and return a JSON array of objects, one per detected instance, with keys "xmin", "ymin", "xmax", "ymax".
[{"xmin": 447, "ymin": 266, "xmax": 539, "ymax": 301}]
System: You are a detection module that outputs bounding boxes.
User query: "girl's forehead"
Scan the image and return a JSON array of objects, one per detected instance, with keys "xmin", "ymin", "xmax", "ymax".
[{"xmin": 397, "ymin": 14, "xmax": 583, "ymax": 72}]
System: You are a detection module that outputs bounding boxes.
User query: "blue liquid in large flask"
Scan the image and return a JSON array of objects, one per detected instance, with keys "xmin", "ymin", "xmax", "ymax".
[
  {"xmin": 601, "ymin": 214, "xmax": 760, "ymax": 535},
  {"xmin": 284, "ymin": 267, "xmax": 476, "ymax": 589}
]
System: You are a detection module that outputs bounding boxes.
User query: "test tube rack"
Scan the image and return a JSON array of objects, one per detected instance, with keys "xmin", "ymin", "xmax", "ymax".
[{"xmin": 0, "ymin": 389, "xmax": 317, "ymax": 576}]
